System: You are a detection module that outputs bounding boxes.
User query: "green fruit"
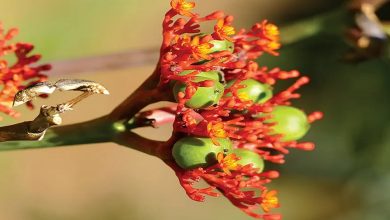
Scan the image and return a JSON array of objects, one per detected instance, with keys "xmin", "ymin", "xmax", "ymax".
[
  {"xmin": 226, "ymin": 79, "xmax": 273, "ymax": 104},
  {"xmin": 209, "ymin": 40, "xmax": 234, "ymax": 53},
  {"xmin": 232, "ymin": 149, "xmax": 264, "ymax": 172},
  {"xmin": 172, "ymin": 137, "xmax": 233, "ymax": 169},
  {"xmin": 173, "ymin": 77, "xmax": 224, "ymax": 109},
  {"xmin": 178, "ymin": 70, "xmax": 222, "ymax": 82},
  {"xmin": 265, "ymin": 106, "xmax": 310, "ymax": 141}
]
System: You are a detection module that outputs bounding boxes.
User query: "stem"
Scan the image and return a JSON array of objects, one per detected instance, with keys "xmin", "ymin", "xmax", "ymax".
[
  {"xmin": 0, "ymin": 115, "xmax": 167, "ymax": 158},
  {"xmin": 113, "ymin": 131, "xmax": 170, "ymax": 159},
  {"xmin": 109, "ymin": 65, "xmax": 173, "ymax": 121},
  {"xmin": 0, "ymin": 116, "xmax": 112, "ymax": 150}
]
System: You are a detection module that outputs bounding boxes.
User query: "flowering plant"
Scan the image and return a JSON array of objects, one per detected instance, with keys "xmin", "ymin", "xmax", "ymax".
[
  {"xmin": 157, "ymin": 1, "xmax": 322, "ymax": 219},
  {"xmin": 0, "ymin": 0, "xmax": 323, "ymax": 219}
]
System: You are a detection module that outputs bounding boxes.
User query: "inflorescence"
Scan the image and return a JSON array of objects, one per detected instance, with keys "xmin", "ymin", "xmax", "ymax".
[
  {"xmin": 159, "ymin": 1, "xmax": 323, "ymax": 219},
  {"xmin": 0, "ymin": 1, "xmax": 323, "ymax": 219}
]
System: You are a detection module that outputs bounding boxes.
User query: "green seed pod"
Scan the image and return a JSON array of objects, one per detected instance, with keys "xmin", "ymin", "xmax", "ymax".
[
  {"xmin": 173, "ymin": 77, "xmax": 224, "ymax": 109},
  {"xmin": 226, "ymin": 79, "xmax": 273, "ymax": 104},
  {"xmin": 232, "ymin": 149, "xmax": 265, "ymax": 172},
  {"xmin": 265, "ymin": 106, "xmax": 310, "ymax": 141},
  {"xmin": 172, "ymin": 137, "xmax": 233, "ymax": 169}
]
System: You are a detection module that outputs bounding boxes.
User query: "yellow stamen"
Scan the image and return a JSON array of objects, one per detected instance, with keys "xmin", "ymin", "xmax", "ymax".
[
  {"xmin": 265, "ymin": 24, "xmax": 279, "ymax": 39},
  {"xmin": 171, "ymin": 0, "xmax": 195, "ymax": 16},
  {"xmin": 222, "ymin": 26, "xmax": 236, "ymax": 36},
  {"xmin": 267, "ymin": 41, "xmax": 281, "ymax": 50},
  {"xmin": 261, "ymin": 190, "xmax": 280, "ymax": 213},
  {"xmin": 217, "ymin": 152, "xmax": 239, "ymax": 174},
  {"xmin": 207, "ymin": 122, "xmax": 228, "ymax": 138},
  {"xmin": 180, "ymin": 1, "xmax": 195, "ymax": 11},
  {"xmin": 237, "ymin": 92, "xmax": 250, "ymax": 101}
]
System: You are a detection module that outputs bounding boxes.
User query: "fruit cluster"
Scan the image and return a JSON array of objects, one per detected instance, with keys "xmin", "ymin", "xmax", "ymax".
[
  {"xmin": 0, "ymin": 22, "xmax": 50, "ymax": 120},
  {"xmin": 158, "ymin": 1, "xmax": 323, "ymax": 219}
]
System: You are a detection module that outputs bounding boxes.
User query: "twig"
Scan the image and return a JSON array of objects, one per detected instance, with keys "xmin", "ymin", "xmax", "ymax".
[
  {"xmin": 48, "ymin": 48, "xmax": 159, "ymax": 75},
  {"xmin": 0, "ymin": 104, "xmax": 69, "ymax": 142},
  {"xmin": 0, "ymin": 116, "xmax": 113, "ymax": 150}
]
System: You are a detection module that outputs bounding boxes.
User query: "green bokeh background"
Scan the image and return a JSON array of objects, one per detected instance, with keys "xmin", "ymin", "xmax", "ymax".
[{"xmin": 1, "ymin": 0, "xmax": 389, "ymax": 220}]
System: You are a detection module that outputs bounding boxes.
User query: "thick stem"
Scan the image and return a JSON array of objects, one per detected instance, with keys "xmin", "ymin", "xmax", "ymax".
[
  {"xmin": 113, "ymin": 131, "xmax": 171, "ymax": 159},
  {"xmin": 0, "ymin": 116, "xmax": 113, "ymax": 150},
  {"xmin": 0, "ymin": 114, "xmax": 171, "ymax": 159},
  {"xmin": 109, "ymin": 65, "xmax": 173, "ymax": 121}
]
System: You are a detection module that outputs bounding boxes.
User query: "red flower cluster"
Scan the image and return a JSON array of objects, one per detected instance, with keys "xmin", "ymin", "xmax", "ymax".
[
  {"xmin": 0, "ymin": 22, "xmax": 50, "ymax": 120},
  {"xmin": 159, "ymin": 1, "xmax": 322, "ymax": 219}
]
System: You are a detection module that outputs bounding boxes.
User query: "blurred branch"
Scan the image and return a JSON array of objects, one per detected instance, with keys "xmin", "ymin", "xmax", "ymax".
[{"xmin": 48, "ymin": 48, "xmax": 159, "ymax": 75}]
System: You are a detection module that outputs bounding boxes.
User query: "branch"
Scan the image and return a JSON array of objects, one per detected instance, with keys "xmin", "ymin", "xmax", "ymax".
[
  {"xmin": 109, "ymin": 64, "xmax": 174, "ymax": 121},
  {"xmin": 113, "ymin": 131, "xmax": 171, "ymax": 159},
  {"xmin": 0, "ymin": 105, "xmax": 67, "ymax": 142},
  {"xmin": 0, "ymin": 116, "xmax": 111, "ymax": 150},
  {"xmin": 0, "ymin": 115, "xmax": 167, "ymax": 158},
  {"xmin": 0, "ymin": 78, "xmax": 112, "ymax": 142},
  {"xmin": 48, "ymin": 48, "xmax": 159, "ymax": 75}
]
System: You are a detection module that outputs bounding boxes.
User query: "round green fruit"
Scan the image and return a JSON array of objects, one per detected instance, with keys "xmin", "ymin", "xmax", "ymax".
[
  {"xmin": 265, "ymin": 106, "xmax": 310, "ymax": 141},
  {"xmin": 226, "ymin": 79, "xmax": 273, "ymax": 104},
  {"xmin": 209, "ymin": 40, "xmax": 234, "ymax": 53},
  {"xmin": 173, "ymin": 77, "xmax": 224, "ymax": 109},
  {"xmin": 178, "ymin": 70, "xmax": 222, "ymax": 82},
  {"xmin": 172, "ymin": 137, "xmax": 233, "ymax": 169},
  {"xmin": 232, "ymin": 149, "xmax": 264, "ymax": 172}
]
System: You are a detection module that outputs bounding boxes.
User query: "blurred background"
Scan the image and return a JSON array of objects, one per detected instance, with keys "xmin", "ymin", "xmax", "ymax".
[{"xmin": 0, "ymin": 0, "xmax": 389, "ymax": 219}]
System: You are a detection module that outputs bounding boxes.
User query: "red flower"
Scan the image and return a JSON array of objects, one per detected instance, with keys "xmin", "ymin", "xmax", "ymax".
[
  {"xmin": 214, "ymin": 19, "xmax": 236, "ymax": 41},
  {"xmin": 0, "ymin": 22, "xmax": 50, "ymax": 120},
  {"xmin": 207, "ymin": 121, "xmax": 227, "ymax": 139},
  {"xmin": 261, "ymin": 190, "xmax": 280, "ymax": 213},
  {"xmin": 252, "ymin": 21, "xmax": 281, "ymax": 54},
  {"xmin": 216, "ymin": 152, "xmax": 239, "ymax": 174}
]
